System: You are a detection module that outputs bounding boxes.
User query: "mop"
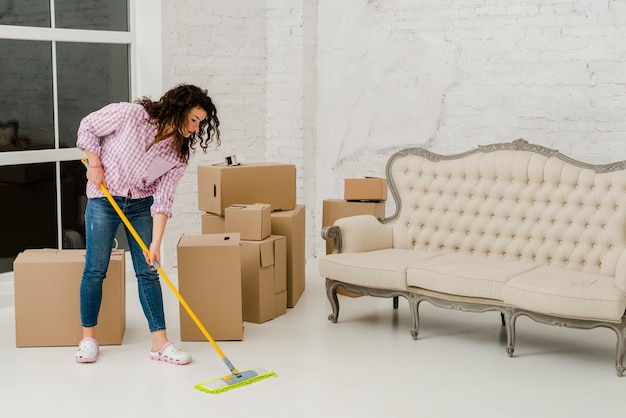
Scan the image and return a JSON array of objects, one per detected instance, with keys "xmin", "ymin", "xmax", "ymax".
[{"xmin": 81, "ymin": 158, "xmax": 276, "ymax": 394}]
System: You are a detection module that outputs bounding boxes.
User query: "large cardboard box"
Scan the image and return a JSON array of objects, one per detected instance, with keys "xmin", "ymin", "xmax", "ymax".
[
  {"xmin": 13, "ymin": 249, "xmax": 126, "ymax": 347},
  {"xmin": 201, "ymin": 213, "xmax": 225, "ymax": 234},
  {"xmin": 177, "ymin": 234, "xmax": 244, "ymax": 341},
  {"xmin": 322, "ymin": 199, "xmax": 386, "ymax": 297},
  {"xmin": 344, "ymin": 177, "xmax": 388, "ymax": 201},
  {"xmin": 241, "ymin": 235, "xmax": 287, "ymax": 323},
  {"xmin": 270, "ymin": 205, "xmax": 305, "ymax": 307},
  {"xmin": 198, "ymin": 163, "xmax": 296, "ymax": 215},
  {"xmin": 225, "ymin": 203, "xmax": 271, "ymax": 241}
]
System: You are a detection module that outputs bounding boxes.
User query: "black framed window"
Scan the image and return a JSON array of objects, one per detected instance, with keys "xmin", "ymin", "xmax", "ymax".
[{"xmin": 0, "ymin": 0, "xmax": 131, "ymax": 273}]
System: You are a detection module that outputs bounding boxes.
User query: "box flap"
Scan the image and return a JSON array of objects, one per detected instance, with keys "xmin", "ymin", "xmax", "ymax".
[{"xmin": 259, "ymin": 240, "xmax": 274, "ymax": 268}]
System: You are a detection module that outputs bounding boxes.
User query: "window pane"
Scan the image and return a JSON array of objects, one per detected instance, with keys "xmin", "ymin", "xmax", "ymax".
[
  {"xmin": 56, "ymin": 42, "xmax": 130, "ymax": 148},
  {"xmin": 0, "ymin": 40, "xmax": 54, "ymax": 152},
  {"xmin": 55, "ymin": 0, "xmax": 128, "ymax": 31},
  {"xmin": 0, "ymin": 0, "xmax": 51, "ymax": 27},
  {"xmin": 60, "ymin": 161, "xmax": 87, "ymax": 250},
  {"xmin": 0, "ymin": 162, "xmax": 58, "ymax": 273}
]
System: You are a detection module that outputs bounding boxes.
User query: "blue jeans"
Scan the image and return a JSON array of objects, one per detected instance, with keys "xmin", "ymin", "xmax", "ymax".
[{"xmin": 80, "ymin": 196, "xmax": 166, "ymax": 333}]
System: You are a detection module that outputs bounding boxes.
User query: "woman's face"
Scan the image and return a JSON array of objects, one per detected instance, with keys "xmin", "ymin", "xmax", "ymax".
[{"xmin": 183, "ymin": 106, "xmax": 208, "ymax": 138}]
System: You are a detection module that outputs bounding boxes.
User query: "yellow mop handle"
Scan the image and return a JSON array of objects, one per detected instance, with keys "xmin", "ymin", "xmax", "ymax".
[{"xmin": 81, "ymin": 158, "xmax": 236, "ymax": 371}]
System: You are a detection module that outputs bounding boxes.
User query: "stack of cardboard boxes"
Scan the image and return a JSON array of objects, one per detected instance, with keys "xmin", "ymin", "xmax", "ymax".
[
  {"xmin": 178, "ymin": 162, "xmax": 306, "ymax": 341},
  {"xmin": 322, "ymin": 177, "xmax": 388, "ymax": 297}
]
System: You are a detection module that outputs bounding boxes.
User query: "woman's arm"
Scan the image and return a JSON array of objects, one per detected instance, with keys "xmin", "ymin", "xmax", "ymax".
[{"xmin": 147, "ymin": 212, "xmax": 168, "ymax": 267}]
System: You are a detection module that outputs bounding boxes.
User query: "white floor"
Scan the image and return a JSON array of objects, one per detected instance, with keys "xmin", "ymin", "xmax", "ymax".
[{"xmin": 1, "ymin": 258, "xmax": 625, "ymax": 417}]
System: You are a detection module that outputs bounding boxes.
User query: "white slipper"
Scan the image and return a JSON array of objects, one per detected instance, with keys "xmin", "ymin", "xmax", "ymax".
[
  {"xmin": 75, "ymin": 337, "xmax": 99, "ymax": 363},
  {"xmin": 149, "ymin": 341, "xmax": 191, "ymax": 365}
]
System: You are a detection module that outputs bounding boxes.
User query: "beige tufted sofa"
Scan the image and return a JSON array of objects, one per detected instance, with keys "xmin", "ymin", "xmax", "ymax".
[{"xmin": 319, "ymin": 139, "xmax": 626, "ymax": 376}]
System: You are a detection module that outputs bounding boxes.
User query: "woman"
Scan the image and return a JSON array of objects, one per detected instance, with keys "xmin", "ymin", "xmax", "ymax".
[{"xmin": 74, "ymin": 84, "xmax": 220, "ymax": 364}]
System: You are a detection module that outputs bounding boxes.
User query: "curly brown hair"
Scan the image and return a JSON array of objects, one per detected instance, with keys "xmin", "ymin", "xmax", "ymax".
[{"xmin": 136, "ymin": 84, "xmax": 220, "ymax": 164}]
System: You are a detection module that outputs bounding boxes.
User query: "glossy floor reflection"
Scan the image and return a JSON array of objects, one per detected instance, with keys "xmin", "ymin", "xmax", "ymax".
[{"xmin": 1, "ymin": 258, "xmax": 624, "ymax": 417}]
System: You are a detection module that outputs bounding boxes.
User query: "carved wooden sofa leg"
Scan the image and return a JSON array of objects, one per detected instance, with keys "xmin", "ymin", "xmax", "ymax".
[
  {"xmin": 505, "ymin": 308, "xmax": 516, "ymax": 357},
  {"xmin": 326, "ymin": 278, "xmax": 342, "ymax": 323},
  {"xmin": 613, "ymin": 319, "xmax": 626, "ymax": 377}
]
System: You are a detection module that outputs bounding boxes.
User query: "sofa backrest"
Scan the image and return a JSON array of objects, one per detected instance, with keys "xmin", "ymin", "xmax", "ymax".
[{"xmin": 386, "ymin": 139, "xmax": 626, "ymax": 279}]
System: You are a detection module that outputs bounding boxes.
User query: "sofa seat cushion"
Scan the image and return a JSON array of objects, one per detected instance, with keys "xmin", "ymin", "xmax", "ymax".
[
  {"xmin": 504, "ymin": 267, "xmax": 626, "ymax": 322},
  {"xmin": 407, "ymin": 253, "xmax": 539, "ymax": 300},
  {"xmin": 319, "ymin": 249, "xmax": 444, "ymax": 291}
]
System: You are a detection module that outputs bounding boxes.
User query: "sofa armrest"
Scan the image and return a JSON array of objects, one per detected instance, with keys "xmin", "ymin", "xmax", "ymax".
[{"xmin": 321, "ymin": 214, "xmax": 393, "ymax": 253}]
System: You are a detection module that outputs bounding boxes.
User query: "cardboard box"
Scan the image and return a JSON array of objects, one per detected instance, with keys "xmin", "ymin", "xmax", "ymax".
[
  {"xmin": 344, "ymin": 177, "xmax": 388, "ymax": 201},
  {"xmin": 225, "ymin": 203, "xmax": 271, "ymax": 241},
  {"xmin": 177, "ymin": 234, "xmax": 244, "ymax": 341},
  {"xmin": 13, "ymin": 249, "xmax": 125, "ymax": 347},
  {"xmin": 270, "ymin": 205, "xmax": 305, "ymax": 307},
  {"xmin": 198, "ymin": 163, "xmax": 296, "ymax": 215},
  {"xmin": 241, "ymin": 235, "xmax": 287, "ymax": 323},
  {"xmin": 322, "ymin": 199, "xmax": 386, "ymax": 297},
  {"xmin": 201, "ymin": 213, "xmax": 225, "ymax": 234}
]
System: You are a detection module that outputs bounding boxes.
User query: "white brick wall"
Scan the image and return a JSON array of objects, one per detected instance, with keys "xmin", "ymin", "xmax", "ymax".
[{"xmin": 162, "ymin": 0, "xmax": 626, "ymax": 264}]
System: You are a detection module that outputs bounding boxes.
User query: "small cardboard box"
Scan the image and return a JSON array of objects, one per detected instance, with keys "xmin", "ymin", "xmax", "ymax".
[
  {"xmin": 201, "ymin": 213, "xmax": 225, "ymax": 234},
  {"xmin": 241, "ymin": 235, "xmax": 287, "ymax": 323},
  {"xmin": 270, "ymin": 205, "xmax": 305, "ymax": 307},
  {"xmin": 198, "ymin": 163, "xmax": 296, "ymax": 215},
  {"xmin": 322, "ymin": 199, "xmax": 386, "ymax": 297},
  {"xmin": 177, "ymin": 233, "xmax": 244, "ymax": 341},
  {"xmin": 225, "ymin": 203, "xmax": 272, "ymax": 241},
  {"xmin": 344, "ymin": 177, "xmax": 388, "ymax": 201},
  {"xmin": 13, "ymin": 249, "xmax": 126, "ymax": 347}
]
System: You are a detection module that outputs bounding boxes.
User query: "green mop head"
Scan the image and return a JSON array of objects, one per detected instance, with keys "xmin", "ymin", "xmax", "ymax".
[{"xmin": 194, "ymin": 368, "xmax": 277, "ymax": 394}]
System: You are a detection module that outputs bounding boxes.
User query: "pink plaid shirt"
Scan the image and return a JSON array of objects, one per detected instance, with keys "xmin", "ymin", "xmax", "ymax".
[{"xmin": 76, "ymin": 102, "xmax": 186, "ymax": 218}]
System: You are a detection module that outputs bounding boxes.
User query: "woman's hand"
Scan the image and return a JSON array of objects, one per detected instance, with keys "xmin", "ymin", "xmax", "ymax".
[
  {"xmin": 145, "ymin": 240, "xmax": 161, "ymax": 270},
  {"xmin": 86, "ymin": 165, "xmax": 105, "ymax": 188},
  {"xmin": 85, "ymin": 151, "xmax": 105, "ymax": 188},
  {"xmin": 146, "ymin": 213, "xmax": 168, "ymax": 270}
]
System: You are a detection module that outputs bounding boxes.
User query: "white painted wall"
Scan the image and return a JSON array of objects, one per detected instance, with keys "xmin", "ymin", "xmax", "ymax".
[{"xmin": 160, "ymin": 0, "xmax": 626, "ymax": 269}]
